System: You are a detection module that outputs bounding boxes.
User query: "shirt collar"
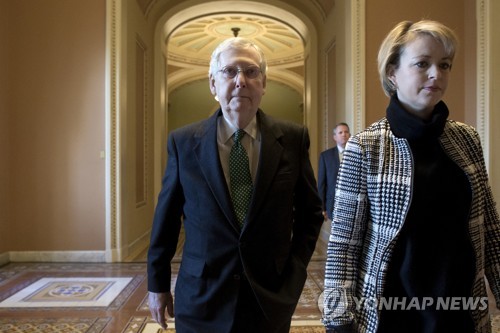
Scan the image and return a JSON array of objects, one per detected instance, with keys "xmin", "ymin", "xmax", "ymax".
[{"xmin": 220, "ymin": 114, "xmax": 258, "ymax": 144}]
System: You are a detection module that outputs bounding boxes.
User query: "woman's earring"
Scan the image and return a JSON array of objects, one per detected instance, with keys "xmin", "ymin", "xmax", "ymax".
[{"xmin": 390, "ymin": 79, "xmax": 397, "ymax": 90}]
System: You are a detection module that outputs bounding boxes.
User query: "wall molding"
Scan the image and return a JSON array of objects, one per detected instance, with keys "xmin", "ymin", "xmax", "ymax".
[
  {"xmin": 105, "ymin": 0, "xmax": 121, "ymax": 261},
  {"xmin": 351, "ymin": 0, "xmax": 365, "ymax": 134},
  {"xmin": 476, "ymin": 0, "xmax": 489, "ymax": 166}
]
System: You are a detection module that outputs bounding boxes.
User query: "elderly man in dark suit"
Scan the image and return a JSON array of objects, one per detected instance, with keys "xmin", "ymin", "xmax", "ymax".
[
  {"xmin": 147, "ymin": 37, "xmax": 324, "ymax": 333},
  {"xmin": 317, "ymin": 122, "xmax": 350, "ymax": 220}
]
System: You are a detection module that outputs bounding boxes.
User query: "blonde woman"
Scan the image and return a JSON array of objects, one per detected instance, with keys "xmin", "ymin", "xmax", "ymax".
[{"xmin": 323, "ymin": 20, "xmax": 500, "ymax": 333}]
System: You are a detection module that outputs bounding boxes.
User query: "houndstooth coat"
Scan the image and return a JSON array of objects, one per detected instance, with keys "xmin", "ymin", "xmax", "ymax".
[{"xmin": 322, "ymin": 117, "xmax": 500, "ymax": 333}]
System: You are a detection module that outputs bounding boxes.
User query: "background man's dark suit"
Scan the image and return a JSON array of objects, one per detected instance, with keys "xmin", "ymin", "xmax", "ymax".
[
  {"xmin": 317, "ymin": 146, "xmax": 341, "ymax": 220},
  {"xmin": 147, "ymin": 109, "xmax": 324, "ymax": 333}
]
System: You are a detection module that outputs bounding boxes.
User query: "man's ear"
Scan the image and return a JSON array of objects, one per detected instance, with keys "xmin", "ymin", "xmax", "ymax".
[
  {"xmin": 262, "ymin": 75, "xmax": 267, "ymax": 95},
  {"xmin": 209, "ymin": 74, "xmax": 217, "ymax": 96}
]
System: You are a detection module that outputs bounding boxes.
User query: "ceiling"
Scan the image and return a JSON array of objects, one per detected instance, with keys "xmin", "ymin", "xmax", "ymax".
[
  {"xmin": 133, "ymin": 0, "xmax": 337, "ymax": 93},
  {"xmin": 168, "ymin": 14, "xmax": 304, "ymax": 66},
  {"xmin": 165, "ymin": 13, "xmax": 305, "ymax": 93}
]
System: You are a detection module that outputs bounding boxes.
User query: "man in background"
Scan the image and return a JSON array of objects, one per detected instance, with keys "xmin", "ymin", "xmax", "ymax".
[{"xmin": 317, "ymin": 122, "xmax": 351, "ymax": 220}]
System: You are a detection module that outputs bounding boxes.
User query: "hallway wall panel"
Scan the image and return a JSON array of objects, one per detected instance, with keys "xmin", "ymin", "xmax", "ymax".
[{"xmin": 0, "ymin": 0, "xmax": 106, "ymax": 253}]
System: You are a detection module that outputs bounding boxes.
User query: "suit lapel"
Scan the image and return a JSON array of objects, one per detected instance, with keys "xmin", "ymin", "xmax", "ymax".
[
  {"xmin": 244, "ymin": 111, "xmax": 284, "ymax": 229},
  {"xmin": 193, "ymin": 111, "xmax": 239, "ymax": 231},
  {"xmin": 333, "ymin": 146, "xmax": 340, "ymax": 165}
]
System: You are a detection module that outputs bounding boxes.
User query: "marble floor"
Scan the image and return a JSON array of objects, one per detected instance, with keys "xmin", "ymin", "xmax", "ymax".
[
  {"xmin": 0, "ymin": 238, "xmax": 498, "ymax": 333},
  {"xmin": 0, "ymin": 239, "xmax": 327, "ymax": 333}
]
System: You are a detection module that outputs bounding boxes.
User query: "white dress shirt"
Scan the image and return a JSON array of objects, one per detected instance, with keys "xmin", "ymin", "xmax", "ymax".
[{"xmin": 217, "ymin": 114, "xmax": 261, "ymax": 188}]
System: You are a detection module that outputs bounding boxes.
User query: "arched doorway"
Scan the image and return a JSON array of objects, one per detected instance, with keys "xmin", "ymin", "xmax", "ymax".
[
  {"xmin": 165, "ymin": 13, "xmax": 306, "ymax": 133},
  {"xmin": 104, "ymin": 0, "xmax": 364, "ymax": 262},
  {"xmin": 152, "ymin": 2, "xmax": 320, "ymax": 198}
]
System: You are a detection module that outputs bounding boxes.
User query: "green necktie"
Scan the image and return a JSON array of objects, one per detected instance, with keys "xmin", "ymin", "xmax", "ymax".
[{"xmin": 229, "ymin": 129, "xmax": 253, "ymax": 227}]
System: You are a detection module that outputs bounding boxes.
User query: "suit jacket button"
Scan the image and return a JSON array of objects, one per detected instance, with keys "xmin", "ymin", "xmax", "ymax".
[{"xmin": 233, "ymin": 274, "xmax": 241, "ymax": 280}]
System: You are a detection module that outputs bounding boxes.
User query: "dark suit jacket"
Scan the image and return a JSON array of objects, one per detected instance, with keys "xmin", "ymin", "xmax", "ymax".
[
  {"xmin": 317, "ymin": 146, "xmax": 341, "ymax": 220},
  {"xmin": 147, "ymin": 109, "xmax": 323, "ymax": 333}
]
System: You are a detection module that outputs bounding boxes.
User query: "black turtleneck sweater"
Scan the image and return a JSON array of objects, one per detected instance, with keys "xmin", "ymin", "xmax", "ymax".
[{"xmin": 377, "ymin": 96, "xmax": 475, "ymax": 333}]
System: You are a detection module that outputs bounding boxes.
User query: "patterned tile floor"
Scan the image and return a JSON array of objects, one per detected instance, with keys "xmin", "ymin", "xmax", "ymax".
[
  {"xmin": 0, "ymin": 239, "xmax": 498, "ymax": 333},
  {"xmin": 0, "ymin": 239, "xmax": 327, "ymax": 333},
  {"xmin": 0, "ymin": 262, "xmax": 326, "ymax": 333}
]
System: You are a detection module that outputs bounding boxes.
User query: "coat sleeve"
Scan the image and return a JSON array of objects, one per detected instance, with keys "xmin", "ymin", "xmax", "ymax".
[
  {"xmin": 290, "ymin": 126, "xmax": 324, "ymax": 266},
  {"xmin": 483, "ymin": 178, "xmax": 500, "ymax": 309},
  {"xmin": 147, "ymin": 133, "xmax": 184, "ymax": 293},
  {"xmin": 322, "ymin": 137, "xmax": 369, "ymax": 329},
  {"xmin": 473, "ymin": 131, "xmax": 500, "ymax": 309},
  {"xmin": 453, "ymin": 124, "xmax": 500, "ymax": 310},
  {"xmin": 267, "ymin": 125, "xmax": 324, "ymax": 320}
]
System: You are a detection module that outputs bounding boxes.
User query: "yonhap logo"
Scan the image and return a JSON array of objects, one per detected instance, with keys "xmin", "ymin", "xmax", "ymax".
[{"xmin": 321, "ymin": 288, "xmax": 349, "ymax": 319}]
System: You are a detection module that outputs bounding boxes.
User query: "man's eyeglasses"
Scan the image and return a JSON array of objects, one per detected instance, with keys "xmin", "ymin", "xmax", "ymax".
[{"xmin": 217, "ymin": 65, "xmax": 262, "ymax": 79}]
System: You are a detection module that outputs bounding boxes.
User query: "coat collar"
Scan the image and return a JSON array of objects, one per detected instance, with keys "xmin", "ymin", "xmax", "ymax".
[
  {"xmin": 192, "ymin": 110, "xmax": 238, "ymax": 230},
  {"xmin": 386, "ymin": 94, "xmax": 449, "ymax": 143}
]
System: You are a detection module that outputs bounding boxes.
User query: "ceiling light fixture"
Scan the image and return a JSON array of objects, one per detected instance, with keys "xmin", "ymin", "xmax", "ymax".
[{"xmin": 231, "ymin": 27, "xmax": 240, "ymax": 37}]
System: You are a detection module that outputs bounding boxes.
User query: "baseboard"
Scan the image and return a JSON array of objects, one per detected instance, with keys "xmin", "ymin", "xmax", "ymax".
[
  {"xmin": 0, "ymin": 252, "xmax": 9, "ymax": 266},
  {"xmin": 1, "ymin": 230, "xmax": 152, "ymax": 264},
  {"xmin": 8, "ymin": 251, "xmax": 107, "ymax": 263}
]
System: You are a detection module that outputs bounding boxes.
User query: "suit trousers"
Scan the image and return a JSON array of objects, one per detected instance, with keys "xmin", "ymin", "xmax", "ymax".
[{"xmin": 230, "ymin": 278, "xmax": 292, "ymax": 333}]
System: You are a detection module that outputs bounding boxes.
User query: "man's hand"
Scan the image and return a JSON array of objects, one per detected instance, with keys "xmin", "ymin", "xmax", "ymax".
[{"xmin": 148, "ymin": 291, "xmax": 174, "ymax": 329}]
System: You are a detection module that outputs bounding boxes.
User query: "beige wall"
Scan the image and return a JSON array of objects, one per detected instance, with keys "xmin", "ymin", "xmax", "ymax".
[
  {"xmin": 365, "ymin": 0, "xmax": 468, "ymax": 126},
  {"xmin": 0, "ymin": 0, "xmax": 106, "ymax": 252}
]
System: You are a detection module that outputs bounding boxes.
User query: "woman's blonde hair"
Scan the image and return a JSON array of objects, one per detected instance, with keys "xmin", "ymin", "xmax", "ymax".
[{"xmin": 377, "ymin": 20, "xmax": 459, "ymax": 97}]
